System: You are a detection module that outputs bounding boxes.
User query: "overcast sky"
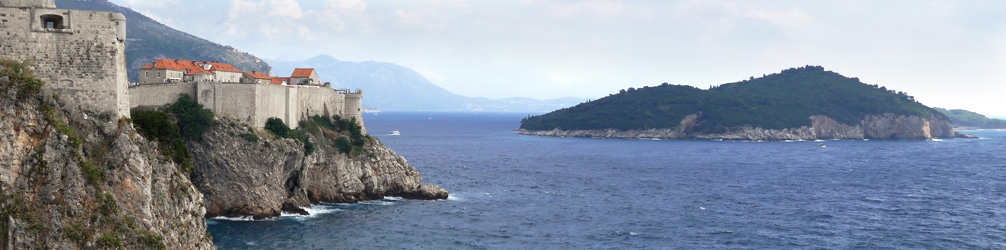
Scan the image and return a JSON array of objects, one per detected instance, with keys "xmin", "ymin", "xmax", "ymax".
[{"xmin": 109, "ymin": 0, "xmax": 1005, "ymax": 116}]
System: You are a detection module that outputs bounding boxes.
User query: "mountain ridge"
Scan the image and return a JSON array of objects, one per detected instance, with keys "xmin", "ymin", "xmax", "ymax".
[{"xmin": 269, "ymin": 55, "xmax": 583, "ymax": 112}]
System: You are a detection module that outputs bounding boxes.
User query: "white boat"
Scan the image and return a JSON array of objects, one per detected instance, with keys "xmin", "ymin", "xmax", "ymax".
[{"xmin": 390, "ymin": 131, "xmax": 400, "ymax": 136}]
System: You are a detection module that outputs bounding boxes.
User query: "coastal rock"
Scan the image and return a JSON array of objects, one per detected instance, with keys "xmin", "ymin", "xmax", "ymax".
[
  {"xmin": 0, "ymin": 86, "xmax": 213, "ymax": 249},
  {"xmin": 519, "ymin": 112, "xmax": 975, "ymax": 141},
  {"xmin": 188, "ymin": 117, "xmax": 447, "ymax": 219}
]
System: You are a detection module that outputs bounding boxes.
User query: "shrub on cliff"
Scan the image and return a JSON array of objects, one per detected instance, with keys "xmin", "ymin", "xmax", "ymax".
[
  {"xmin": 264, "ymin": 117, "xmax": 289, "ymax": 137},
  {"xmin": 130, "ymin": 110, "xmax": 192, "ymax": 172},
  {"xmin": 0, "ymin": 59, "xmax": 45, "ymax": 100},
  {"xmin": 334, "ymin": 137, "xmax": 352, "ymax": 154},
  {"xmin": 167, "ymin": 94, "xmax": 214, "ymax": 140}
]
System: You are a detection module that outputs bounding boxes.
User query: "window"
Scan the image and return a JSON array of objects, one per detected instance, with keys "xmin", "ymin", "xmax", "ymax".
[{"xmin": 40, "ymin": 15, "xmax": 64, "ymax": 29}]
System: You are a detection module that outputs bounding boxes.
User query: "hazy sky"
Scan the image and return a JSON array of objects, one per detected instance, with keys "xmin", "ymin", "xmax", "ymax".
[{"xmin": 109, "ymin": 0, "xmax": 1005, "ymax": 116}]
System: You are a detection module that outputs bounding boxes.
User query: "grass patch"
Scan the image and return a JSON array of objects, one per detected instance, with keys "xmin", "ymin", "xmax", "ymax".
[
  {"xmin": 238, "ymin": 133, "xmax": 259, "ymax": 143},
  {"xmin": 96, "ymin": 232, "xmax": 122, "ymax": 249}
]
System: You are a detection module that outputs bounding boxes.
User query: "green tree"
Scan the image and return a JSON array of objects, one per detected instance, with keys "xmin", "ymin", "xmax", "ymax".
[{"xmin": 167, "ymin": 94, "xmax": 214, "ymax": 140}]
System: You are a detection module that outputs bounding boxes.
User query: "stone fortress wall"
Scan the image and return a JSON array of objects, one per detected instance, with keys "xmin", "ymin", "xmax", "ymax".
[
  {"xmin": 0, "ymin": 0, "xmax": 130, "ymax": 117},
  {"xmin": 1, "ymin": 0, "xmax": 363, "ymax": 131},
  {"xmin": 130, "ymin": 82, "xmax": 365, "ymax": 133}
]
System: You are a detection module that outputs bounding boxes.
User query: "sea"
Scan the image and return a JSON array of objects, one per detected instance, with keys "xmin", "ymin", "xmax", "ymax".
[{"xmin": 207, "ymin": 112, "xmax": 1006, "ymax": 249}]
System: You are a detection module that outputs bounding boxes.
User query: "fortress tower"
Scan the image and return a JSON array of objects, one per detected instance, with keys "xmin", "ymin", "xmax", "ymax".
[{"xmin": 0, "ymin": 0, "xmax": 130, "ymax": 117}]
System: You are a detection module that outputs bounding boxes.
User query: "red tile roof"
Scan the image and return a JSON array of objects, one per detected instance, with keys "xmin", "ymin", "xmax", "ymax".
[
  {"xmin": 291, "ymin": 68, "xmax": 315, "ymax": 78},
  {"xmin": 271, "ymin": 77, "xmax": 290, "ymax": 85},
  {"xmin": 205, "ymin": 61, "xmax": 243, "ymax": 72},
  {"xmin": 140, "ymin": 59, "xmax": 247, "ymax": 76},
  {"xmin": 244, "ymin": 71, "xmax": 270, "ymax": 79},
  {"xmin": 140, "ymin": 59, "xmax": 188, "ymax": 70},
  {"xmin": 140, "ymin": 59, "xmax": 216, "ymax": 76}
]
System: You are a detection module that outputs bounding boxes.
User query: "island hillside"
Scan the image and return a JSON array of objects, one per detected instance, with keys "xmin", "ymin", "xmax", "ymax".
[
  {"xmin": 934, "ymin": 108, "xmax": 1006, "ymax": 129},
  {"xmin": 519, "ymin": 66, "xmax": 975, "ymax": 140}
]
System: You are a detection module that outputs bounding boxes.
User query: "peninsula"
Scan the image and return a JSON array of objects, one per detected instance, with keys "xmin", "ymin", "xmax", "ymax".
[{"xmin": 519, "ymin": 66, "xmax": 975, "ymax": 141}]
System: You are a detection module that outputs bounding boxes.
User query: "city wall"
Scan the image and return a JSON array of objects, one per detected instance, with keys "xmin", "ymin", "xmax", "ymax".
[{"xmin": 129, "ymin": 82, "xmax": 364, "ymax": 132}]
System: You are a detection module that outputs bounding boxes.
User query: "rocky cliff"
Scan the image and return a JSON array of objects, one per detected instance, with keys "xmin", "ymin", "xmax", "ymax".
[
  {"xmin": 519, "ymin": 111, "xmax": 976, "ymax": 141},
  {"xmin": 1, "ymin": 65, "xmax": 212, "ymax": 249},
  {"xmin": 188, "ymin": 120, "xmax": 447, "ymax": 219}
]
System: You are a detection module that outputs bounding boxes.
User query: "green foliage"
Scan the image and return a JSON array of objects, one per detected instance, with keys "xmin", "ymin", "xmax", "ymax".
[
  {"xmin": 99, "ymin": 193, "xmax": 118, "ymax": 216},
  {"xmin": 131, "ymin": 111, "xmax": 179, "ymax": 142},
  {"xmin": 238, "ymin": 133, "xmax": 259, "ymax": 143},
  {"xmin": 65, "ymin": 223, "xmax": 91, "ymax": 244},
  {"xmin": 137, "ymin": 230, "xmax": 167, "ymax": 250},
  {"xmin": 0, "ymin": 59, "xmax": 45, "ymax": 100},
  {"xmin": 167, "ymin": 94, "xmax": 214, "ymax": 140},
  {"xmin": 96, "ymin": 232, "xmax": 123, "ymax": 249},
  {"xmin": 54, "ymin": 120, "xmax": 82, "ymax": 149},
  {"xmin": 334, "ymin": 137, "xmax": 352, "ymax": 154},
  {"xmin": 80, "ymin": 160, "xmax": 107, "ymax": 188},
  {"xmin": 264, "ymin": 118, "xmax": 290, "ymax": 137},
  {"xmin": 934, "ymin": 107, "xmax": 1006, "ymax": 129},
  {"xmin": 521, "ymin": 66, "xmax": 934, "ymax": 133},
  {"xmin": 130, "ymin": 110, "xmax": 192, "ymax": 173}
]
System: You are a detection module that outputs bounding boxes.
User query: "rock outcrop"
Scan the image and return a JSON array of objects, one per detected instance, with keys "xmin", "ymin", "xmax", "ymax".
[
  {"xmin": 519, "ymin": 111, "xmax": 976, "ymax": 141},
  {"xmin": 188, "ymin": 120, "xmax": 447, "ymax": 219},
  {"xmin": 1, "ymin": 80, "xmax": 213, "ymax": 248}
]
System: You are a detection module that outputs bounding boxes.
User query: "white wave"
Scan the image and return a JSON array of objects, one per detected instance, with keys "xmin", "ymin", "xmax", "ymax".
[
  {"xmin": 383, "ymin": 196, "xmax": 404, "ymax": 201},
  {"xmin": 931, "ymin": 138, "xmax": 944, "ymax": 142},
  {"xmin": 210, "ymin": 216, "xmax": 265, "ymax": 221}
]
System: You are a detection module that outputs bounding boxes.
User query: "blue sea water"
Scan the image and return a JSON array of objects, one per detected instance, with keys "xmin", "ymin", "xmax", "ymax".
[{"xmin": 208, "ymin": 112, "xmax": 1006, "ymax": 249}]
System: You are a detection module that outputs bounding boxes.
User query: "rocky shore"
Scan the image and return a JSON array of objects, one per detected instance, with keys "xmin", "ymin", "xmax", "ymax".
[
  {"xmin": 519, "ymin": 112, "xmax": 977, "ymax": 141},
  {"xmin": 188, "ymin": 119, "xmax": 447, "ymax": 219},
  {"xmin": 1, "ymin": 85, "xmax": 213, "ymax": 249}
]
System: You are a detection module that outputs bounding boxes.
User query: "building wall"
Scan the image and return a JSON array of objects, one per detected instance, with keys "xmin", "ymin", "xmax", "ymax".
[
  {"xmin": 212, "ymin": 71, "xmax": 242, "ymax": 83},
  {"xmin": 0, "ymin": 6, "xmax": 130, "ymax": 117},
  {"xmin": 139, "ymin": 68, "xmax": 184, "ymax": 84}
]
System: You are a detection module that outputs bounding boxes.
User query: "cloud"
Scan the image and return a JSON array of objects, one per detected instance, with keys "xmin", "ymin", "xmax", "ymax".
[
  {"xmin": 743, "ymin": 8, "xmax": 812, "ymax": 27},
  {"xmin": 122, "ymin": 0, "xmax": 181, "ymax": 9}
]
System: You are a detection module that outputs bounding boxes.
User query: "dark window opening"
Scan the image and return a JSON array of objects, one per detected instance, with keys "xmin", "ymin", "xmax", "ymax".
[{"xmin": 40, "ymin": 14, "xmax": 64, "ymax": 30}]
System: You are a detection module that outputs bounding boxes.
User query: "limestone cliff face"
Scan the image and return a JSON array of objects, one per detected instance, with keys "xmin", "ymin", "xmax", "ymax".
[
  {"xmin": 188, "ymin": 120, "xmax": 446, "ymax": 219},
  {"xmin": 519, "ymin": 111, "xmax": 973, "ymax": 141},
  {"xmin": 0, "ymin": 87, "xmax": 213, "ymax": 249}
]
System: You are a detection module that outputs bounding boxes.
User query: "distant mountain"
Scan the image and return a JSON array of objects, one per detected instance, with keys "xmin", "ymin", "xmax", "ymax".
[
  {"xmin": 55, "ymin": 0, "xmax": 270, "ymax": 83},
  {"xmin": 934, "ymin": 108, "xmax": 1006, "ymax": 129},
  {"xmin": 268, "ymin": 55, "xmax": 582, "ymax": 112},
  {"xmin": 521, "ymin": 66, "xmax": 949, "ymax": 135}
]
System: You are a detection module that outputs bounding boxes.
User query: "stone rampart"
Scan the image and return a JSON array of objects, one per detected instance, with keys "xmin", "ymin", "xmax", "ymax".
[
  {"xmin": 128, "ymin": 82, "xmax": 365, "ymax": 131},
  {"xmin": 0, "ymin": 4, "xmax": 129, "ymax": 117}
]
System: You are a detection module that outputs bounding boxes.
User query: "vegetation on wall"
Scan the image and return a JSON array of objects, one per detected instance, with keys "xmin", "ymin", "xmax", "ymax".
[
  {"xmin": 934, "ymin": 108, "xmax": 1006, "ymax": 129},
  {"xmin": 520, "ymin": 66, "xmax": 940, "ymax": 133}
]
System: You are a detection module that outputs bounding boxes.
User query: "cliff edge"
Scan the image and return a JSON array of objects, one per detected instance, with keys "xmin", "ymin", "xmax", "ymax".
[
  {"xmin": 0, "ymin": 61, "xmax": 213, "ymax": 249},
  {"xmin": 188, "ymin": 118, "xmax": 447, "ymax": 219}
]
